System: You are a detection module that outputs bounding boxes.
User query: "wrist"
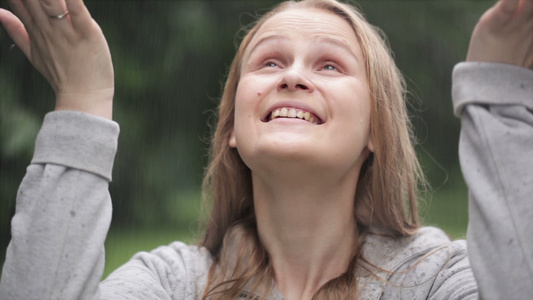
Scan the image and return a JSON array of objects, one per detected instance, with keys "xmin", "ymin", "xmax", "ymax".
[{"xmin": 54, "ymin": 88, "xmax": 115, "ymax": 120}]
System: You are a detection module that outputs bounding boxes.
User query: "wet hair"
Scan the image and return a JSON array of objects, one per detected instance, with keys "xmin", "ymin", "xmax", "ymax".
[{"xmin": 200, "ymin": 0, "xmax": 423, "ymax": 298}]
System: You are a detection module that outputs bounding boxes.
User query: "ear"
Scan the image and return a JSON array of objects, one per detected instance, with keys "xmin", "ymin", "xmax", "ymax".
[
  {"xmin": 366, "ymin": 134, "xmax": 374, "ymax": 153},
  {"xmin": 229, "ymin": 129, "xmax": 237, "ymax": 148}
]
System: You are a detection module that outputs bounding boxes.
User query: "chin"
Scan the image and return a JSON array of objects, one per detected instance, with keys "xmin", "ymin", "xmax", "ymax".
[{"xmin": 238, "ymin": 139, "xmax": 328, "ymax": 173}]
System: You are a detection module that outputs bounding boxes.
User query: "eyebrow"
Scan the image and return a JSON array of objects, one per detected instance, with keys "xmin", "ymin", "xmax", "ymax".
[
  {"xmin": 246, "ymin": 34, "xmax": 357, "ymax": 61},
  {"xmin": 247, "ymin": 34, "xmax": 290, "ymax": 58},
  {"xmin": 312, "ymin": 36, "xmax": 358, "ymax": 59}
]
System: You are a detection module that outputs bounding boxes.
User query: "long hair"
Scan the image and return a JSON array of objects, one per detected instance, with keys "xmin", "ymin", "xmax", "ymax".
[{"xmin": 200, "ymin": 0, "xmax": 423, "ymax": 298}]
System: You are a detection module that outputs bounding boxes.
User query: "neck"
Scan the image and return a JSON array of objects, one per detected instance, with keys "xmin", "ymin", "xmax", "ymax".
[{"xmin": 252, "ymin": 165, "xmax": 360, "ymax": 299}]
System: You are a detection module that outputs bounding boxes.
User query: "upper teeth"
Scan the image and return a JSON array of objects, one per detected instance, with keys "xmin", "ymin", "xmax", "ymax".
[{"xmin": 270, "ymin": 107, "xmax": 317, "ymax": 124}]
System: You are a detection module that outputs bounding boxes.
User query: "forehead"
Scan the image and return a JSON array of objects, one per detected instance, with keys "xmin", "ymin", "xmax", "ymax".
[{"xmin": 246, "ymin": 7, "xmax": 360, "ymax": 55}]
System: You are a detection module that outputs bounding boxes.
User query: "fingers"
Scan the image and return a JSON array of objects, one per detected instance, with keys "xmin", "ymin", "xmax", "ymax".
[
  {"xmin": 521, "ymin": 0, "xmax": 533, "ymax": 16},
  {"xmin": 65, "ymin": 0, "xmax": 94, "ymax": 34},
  {"xmin": 8, "ymin": 0, "xmax": 32, "ymax": 26},
  {"xmin": 468, "ymin": 0, "xmax": 533, "ymax": 69},
  {"xmin": 22, "ymin": 0, "xmax": 69, "ymax": 27},
  {"xmin": 0, "ymin": 8, "xmax": 31, "ymax": 59},
  {"xmin": 498, "ymin": 0, "xmax": 533, "ymax": 17},
  {"xmin": 499, "ymin": 0, "xmax": 520, "ymax": 14},
  {"xmin": 13, "ymin": 0, "xmax": 94, "ymax": 37},
  {"xmin": 39, "ymin": 0, "xmax": 69, "ymax": 19},
  {"xmin": 487, "ymin": 0, "xmax": 533, "ymax": 28}
]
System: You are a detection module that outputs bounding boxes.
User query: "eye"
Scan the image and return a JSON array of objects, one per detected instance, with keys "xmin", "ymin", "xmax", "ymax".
[
  {"xmin": 322, "ymin": 64, "xmax": 337, "ymax": 71},
  {"xmin": 265, "ymin": 61, "xmax": 278, "ymax": 68}
]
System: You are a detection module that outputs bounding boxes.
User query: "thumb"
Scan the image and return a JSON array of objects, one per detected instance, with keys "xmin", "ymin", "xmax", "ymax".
[{"xmin": 0, "ymin": 9, "xmax": 31, "ymax": 61}]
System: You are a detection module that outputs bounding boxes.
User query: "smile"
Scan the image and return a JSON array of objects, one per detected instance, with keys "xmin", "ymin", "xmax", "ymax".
[{"xmin": 268, "ymin": 107, "xmax": 321, "ymax": 124}]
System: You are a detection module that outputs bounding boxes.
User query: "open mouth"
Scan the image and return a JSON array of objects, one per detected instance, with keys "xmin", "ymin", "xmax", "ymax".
[{"xmin": 267, "ymin": 107, "xmax": 322, "ymax": 125}]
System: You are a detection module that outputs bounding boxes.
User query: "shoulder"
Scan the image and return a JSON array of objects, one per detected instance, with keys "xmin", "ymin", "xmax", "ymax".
[
  {"xmin": 137, "ymin": 241, "xmax": 214, "ymax": 293},
  {"xmin": 143, "ymin": 241, "xmax": 214, "ymax": 276},
  {"xmin": 148, "ymin": 241, "xmax": 214, "ymax": 266},
  {"xmin": 359, "ymin": 227, "xmax": 477, "ymax": 300},
  {"xmin": 363, "ymin": 226, "xmax": 457, "ymax": 267},
  {"xmin": 102, "ymin": 241, "xmax": 213, "ymax": 299}
]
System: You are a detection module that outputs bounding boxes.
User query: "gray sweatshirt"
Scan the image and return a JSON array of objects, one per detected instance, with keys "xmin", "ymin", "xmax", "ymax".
[{"xmin": 0, "ymin": 62, "xmax": 532, "ymax": 299}]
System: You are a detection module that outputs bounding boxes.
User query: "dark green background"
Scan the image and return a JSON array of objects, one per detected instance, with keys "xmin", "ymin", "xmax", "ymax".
[{"xmin": 0, "ymin": 0, "xmax": 490, "ymax": 275}]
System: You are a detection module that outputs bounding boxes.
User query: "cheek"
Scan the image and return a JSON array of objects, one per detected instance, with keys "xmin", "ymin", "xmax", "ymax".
[
  {"xmin": 234, "ymin": 74, "xmax": 274, "ymax": 121},
  {"xmin": 231, "ymin": 83, "xmax": 257, "ymax": 148},
  {"xmin": 333, "ymin": 86, "xmax": 373, "ymax": 149},
  {"xmin": 332, "ymin": 81, "xmax": 371, "ymax": 120},
  {"xmin": 235, "ymin": 77, "xmax": 258, "ymax": 111}
]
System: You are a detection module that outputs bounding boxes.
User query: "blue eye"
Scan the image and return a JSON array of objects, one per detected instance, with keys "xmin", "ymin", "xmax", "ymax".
[
  {"xmin": 323, "ymin": 64, "xmax": 337, "ymax": 71},
  {"xmin": 266, "ymin": 62, "xmax": 278, "ymax": 67}
]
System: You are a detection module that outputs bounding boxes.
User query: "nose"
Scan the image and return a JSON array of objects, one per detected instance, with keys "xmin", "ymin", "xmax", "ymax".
[{"xmin": 277, "ymin": 67, "xmax": 315, "ymax": 93}]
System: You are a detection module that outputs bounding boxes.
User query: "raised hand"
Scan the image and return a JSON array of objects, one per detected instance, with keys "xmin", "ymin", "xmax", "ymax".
[
  {"xmin": 467, "ymin": 0, "xmax": 533, "ymax": 70},
  {"xmin": 0, "ymin": 0, "xmax": 114, "ymax": 119}
]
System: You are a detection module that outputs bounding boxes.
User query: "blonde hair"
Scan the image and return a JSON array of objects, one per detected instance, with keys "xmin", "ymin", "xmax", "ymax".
[{"xmin": 200, "ymin": 0, "xmax": 423, "ymax": 298}]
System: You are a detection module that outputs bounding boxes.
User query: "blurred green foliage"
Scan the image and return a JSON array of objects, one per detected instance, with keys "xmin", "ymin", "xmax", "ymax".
[{"xmin": 1, "ymin": 0, "xmax": 489, "ymax": 266}]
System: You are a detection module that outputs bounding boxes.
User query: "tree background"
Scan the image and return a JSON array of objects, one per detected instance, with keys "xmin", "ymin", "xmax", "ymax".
[{"xmin": 0, "ymin": 0, "xmax": 489, "ymax": 274}]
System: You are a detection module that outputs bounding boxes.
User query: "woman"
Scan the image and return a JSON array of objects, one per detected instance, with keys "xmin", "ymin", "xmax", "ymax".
[{"xmin": 0, "ymin": 0, "xmax": 532, "ymax": 299}]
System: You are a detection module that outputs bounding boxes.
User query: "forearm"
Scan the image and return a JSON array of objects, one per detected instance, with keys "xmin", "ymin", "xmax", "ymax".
[
  {"xmin": 0, "ymin": 111, "xmax": 119, "ymax": 300},
  {"xmin": 453, "ymin": 62, "xmax": 533, "ymax": 299}
]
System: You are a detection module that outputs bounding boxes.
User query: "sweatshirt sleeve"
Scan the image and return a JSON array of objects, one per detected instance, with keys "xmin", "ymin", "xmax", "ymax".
[
  {"xmin": 452, "ymin": 62, "xmax": 533, "ymax": 300},
  {"xmin": 0, "ymin": 111, "xmax": 119, "ymax": 300}
]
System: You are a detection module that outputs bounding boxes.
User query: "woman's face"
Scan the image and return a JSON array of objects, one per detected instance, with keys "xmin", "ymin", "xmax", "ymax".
[{"xmin": 230, "ymin": 7, "xmax": 373, "ymax": 176}]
